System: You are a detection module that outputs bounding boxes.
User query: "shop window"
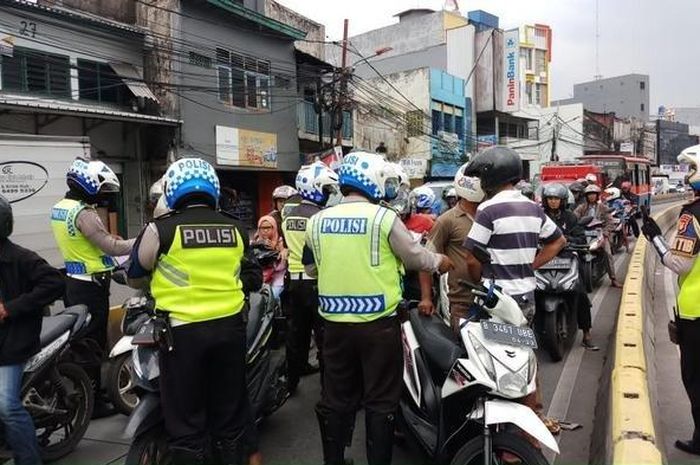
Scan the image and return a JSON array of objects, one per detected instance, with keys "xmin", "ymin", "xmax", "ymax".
[
  {"xmin": 1, "ymin": 47, "xmax": 70, "ymax": 98},
  {"xmin": 432, "ymin": 109, "xmax": 442, "ymax": 136}
]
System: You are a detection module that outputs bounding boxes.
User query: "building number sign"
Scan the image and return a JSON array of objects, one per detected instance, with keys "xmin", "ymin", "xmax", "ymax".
[{"xmin": 19, "ymin": 21, "xmax": 37, "ymax": 38}]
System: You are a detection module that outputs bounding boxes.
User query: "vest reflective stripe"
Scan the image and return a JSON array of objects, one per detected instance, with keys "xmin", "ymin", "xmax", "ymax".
[
  {"xmin": 309, "ymin": 202, "xmax": 402, "ymax": 323},
  {"xmin": 151, "ymin": 224, "xmax": 245, "ymax": 323},
  {"xmin": 50, "ymin": 198, "xmax": 115, "ymax": 275}
]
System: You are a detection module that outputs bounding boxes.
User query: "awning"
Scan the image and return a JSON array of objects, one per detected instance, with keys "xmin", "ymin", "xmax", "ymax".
[{"xmin": 109, "ymin": 63, "xmax": 159, "ymax": 103}]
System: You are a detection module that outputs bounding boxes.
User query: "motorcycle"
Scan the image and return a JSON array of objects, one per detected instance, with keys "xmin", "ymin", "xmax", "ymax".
[
  {"xmin": 399, "ymin": 247, "xmax": 559, "ymax": 465},
  {"xmin": 0, "ymin": 305, "xmax": 95, "ymax": 463},
  {"xmin": 608, "ymin": 207, "xmax": 626, "ymax": 254},
  {"xmin": 123, "ymin": 283, "xmax": 288, "ymax": 464},
  {"xmin": 534, "ymin": 245, "xmax": 586, "ymax": 362},
  {"xmin": 580, "ymin": 217, "xmax": 608, "ymax": 293}
]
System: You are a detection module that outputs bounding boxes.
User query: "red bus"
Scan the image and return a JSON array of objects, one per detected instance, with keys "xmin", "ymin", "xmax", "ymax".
[{"xmin": 580, "ymin": 154, "xmax": 652, "ymax": 208}]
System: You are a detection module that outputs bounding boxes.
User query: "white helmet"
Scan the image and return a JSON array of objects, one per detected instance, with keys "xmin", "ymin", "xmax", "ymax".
[
  {"xmin": 585, "ymin": 173, "xmax": 598, "ymax": 184},
  {"xmin": 410, "ymin": 186, "xmax": 436, "ymax": 210},
  {"xmin": 454, "ymin": 162, "xmax": 485, "ymax": 202},
  {"xmin": 604, "ymin": 187, "xmax": 621, "ymax": 201},
  {"xmin": 443, "ymin": 187, "xmax": 457, "ymax": 199},
  {"xmin": 272, "ymin": 185, "xmax": 298, "ymax": 200},
  {"xmin": 390, "ymin": 162, "xmax": 410, "ymax": 188},
  {"xmin": 338, "ymin": 152, "xmax": 400, "ymax": 201},
  {"xmin": 296, "ymin": 162, "xmax": 339, "ymax": 205},
  {"xmin": 67, "ymin": 158, "xmax": 120, "ymax": 196},
  {"xmin": 678, "ymin": 144, "xmax": 700, "ymax": 190}
]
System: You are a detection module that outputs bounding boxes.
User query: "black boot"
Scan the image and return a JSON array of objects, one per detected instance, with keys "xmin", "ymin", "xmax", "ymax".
[
  {"xmin": 365, "ymin": 412, "xmax": 395, "ymax": 465},
  {"xmin": 170, "ymin": 446, "xmax": 206, "ymax": 465},
  {"xmin": 316, "ymin": 406, "xmax": 354, "ymax": 465},
  {"xmin": 213, "ymin": 436, "xmax": 245, "ymax": 465}
]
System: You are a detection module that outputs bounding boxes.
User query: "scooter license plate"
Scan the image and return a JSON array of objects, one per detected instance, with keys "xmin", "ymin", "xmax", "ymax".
[{"xmin": 480, "ymin": 321, "xmax": 538, "ymax": 348}]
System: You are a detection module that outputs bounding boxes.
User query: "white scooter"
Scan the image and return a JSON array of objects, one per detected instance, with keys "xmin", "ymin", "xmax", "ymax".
[{"xmin": 399, "ymin": 247, "xmax": 558, "ymax": 465}]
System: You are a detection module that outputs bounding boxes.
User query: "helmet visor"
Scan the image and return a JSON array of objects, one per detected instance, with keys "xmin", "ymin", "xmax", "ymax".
[{"xmin": 384, "ymin": 178, "xmax": 399, "ymax": 200}]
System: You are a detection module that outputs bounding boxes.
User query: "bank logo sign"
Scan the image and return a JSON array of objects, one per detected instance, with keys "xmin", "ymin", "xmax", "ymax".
[{"xmin": 503, "ymin": 28, "xmax": 520, "ymax": 113}]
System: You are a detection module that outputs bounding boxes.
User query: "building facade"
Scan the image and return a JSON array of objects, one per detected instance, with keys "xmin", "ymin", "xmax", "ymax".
[
  {"xmin": 553, "ymin": 74, "xmax": 650, "ymax": 121},
  {"xmin": 657, "ymin": 120, "xmax": 699, "ymax": 166},
  {"xmin": 519, "ymin": 24, "xmax": 552, "ymax": 108}
]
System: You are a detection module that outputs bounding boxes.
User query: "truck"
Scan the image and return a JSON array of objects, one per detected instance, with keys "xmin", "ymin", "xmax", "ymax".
[{"xmin": 0, "ymin": 134, "xmax": 91, "ymax": 266}]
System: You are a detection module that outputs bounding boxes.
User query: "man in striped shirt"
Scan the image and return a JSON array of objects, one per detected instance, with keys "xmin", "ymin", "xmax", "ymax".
[
  {"xmin": 463, "ymin": 147, "xmax": 566, "ymax": 320},
  {"xmin": 462, "ymin": 146, "xmax": 565, "ymax": 434}
]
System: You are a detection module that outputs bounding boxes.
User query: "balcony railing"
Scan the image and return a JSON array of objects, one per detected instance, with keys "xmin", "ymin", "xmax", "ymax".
[{"xmin": 298, "ymin": 101, "xmax": 353, "ymax": 141}]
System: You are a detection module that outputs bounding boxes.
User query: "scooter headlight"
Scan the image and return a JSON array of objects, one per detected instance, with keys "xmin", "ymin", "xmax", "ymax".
[{"xmin": 468, "ymin": 333, "xmax": 496, "ymax": 381}]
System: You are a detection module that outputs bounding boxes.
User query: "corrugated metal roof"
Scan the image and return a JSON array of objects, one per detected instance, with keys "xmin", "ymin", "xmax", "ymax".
[
  {"xmin": 109, "ymin": 62, "xmax": 159, "ymax": 102},
  {"xmin": 4, "ymin": 0, "xmax": 146, "ymax": 36},
  {"xmin": 0, "ymin": 94, "xmax": 180, "ymax": 126}
]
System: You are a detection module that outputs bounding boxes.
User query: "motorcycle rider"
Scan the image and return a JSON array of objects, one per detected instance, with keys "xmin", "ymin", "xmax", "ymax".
[
  {"xmin": 463, "ymin": 146, "xmax": 566, "ymax": 433},
  {"xmin": 282, "ymin": 162, "xmax": 339, "ymax": 394},
  {"xmin": 642, "ymin": 144, "xmax": 700, "ymax": 455},
  {"xmin": 605, "ymin": 186, "xmax": 630, "ymax": 253},
  {"xmin": 405, "ymin": 185, "xmax": 436, "ymax": 235},
  {"xmin": 51, "ymin": 158, "xmax": 135, "ymax": 417},
  {"xmin": 418, "ymin": 165, "xmax": 484, "ymax": 331},
  {"xmin": 574, "ymin": 184, "xmax": 623, "ymax": 287},
  {"xmin": 569, "ymin": 181, "xmax": 586, "ymax": 210},
  {"xmin": 127, "ymin": 158, "xmax": 262, "ymax": 465},
  {"xmin": 541, "ymin": 184, "xmax": 599, "ymax": 350},
  {"xmin": 442, "ymin": 187, "xmax": 458, "ymax": 210},
  {"xmin": 620, "ymin": 181, "xmax": 641, "ymax": 237},
  {"xmin": 0, "ymin": 195, "xmax": 65, "ymax": 465},
  {"xmin": 270, "ymin": 185, "xmax": 298, "ymax": 236},
  {"xmin": 516, "ymin": 180, "xmax": 535, "ymax": 201},
  {"xmin": 303, "ymin": 152, "xmax": 452, "ymax": 465}
]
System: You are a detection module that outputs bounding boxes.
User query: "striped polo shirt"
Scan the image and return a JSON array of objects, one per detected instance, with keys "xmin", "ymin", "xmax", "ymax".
[{"xmin": 464, "ymin": 189, "xmax": 562, "ymax": 300}]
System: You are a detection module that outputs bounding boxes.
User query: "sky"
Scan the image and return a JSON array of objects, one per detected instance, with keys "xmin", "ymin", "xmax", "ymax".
[{"xmin": 277, "ymin": 0, "xmax": 700, "ymax": 111}]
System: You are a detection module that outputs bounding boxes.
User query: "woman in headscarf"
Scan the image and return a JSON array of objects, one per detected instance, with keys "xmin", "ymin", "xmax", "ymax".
[{"xmin": 252, "ymin": 215, "xmax": 286, "ymax": 298}]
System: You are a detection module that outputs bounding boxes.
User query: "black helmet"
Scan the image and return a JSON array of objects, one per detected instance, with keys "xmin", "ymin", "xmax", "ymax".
[
  {"xmin": 569, "ymin": 182, "xmax": 584, "ymax": 194},
  {"xmin": 465, "ymin": 146, "xmax": 522, "ymax": 193},
  {"xmin": 542, "ymin": 183, "xmax": 569, "ymax": 200},
  {"xmin": 0, "ymin": 195, "xmax": 13, "ymax": 240}
]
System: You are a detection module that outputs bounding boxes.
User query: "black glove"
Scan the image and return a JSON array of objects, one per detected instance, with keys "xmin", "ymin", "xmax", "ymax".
[{"xmin": 641, "ymin": 217, "xmax": 662, "ymax": 240}]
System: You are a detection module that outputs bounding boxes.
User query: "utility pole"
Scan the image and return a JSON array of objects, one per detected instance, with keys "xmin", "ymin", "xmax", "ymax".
[
  {"xmin": 335, "ymin": 19, "xmax": 349, "ymax": 147},
  {"xmin": 594, "ymin": 0, "xmax": 602, "ymax": 80}
]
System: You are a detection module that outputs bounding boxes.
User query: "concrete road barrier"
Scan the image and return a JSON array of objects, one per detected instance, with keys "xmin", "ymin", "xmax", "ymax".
[{"xmin": 609, "ymin": 204, "xmax": 681, "ymax": 464}]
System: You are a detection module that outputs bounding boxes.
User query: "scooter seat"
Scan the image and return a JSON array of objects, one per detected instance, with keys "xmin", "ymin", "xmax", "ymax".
[
  {"xmin": 409, "ymin": 311, "xmax": 465, "ymax": 374},
  {"xmin": 40, "ymin": 314, "xmax": 77, "ymax": 347},
  {"xmin": 246, "ymin": 292, "xmax": 265, "ymax": 347}
]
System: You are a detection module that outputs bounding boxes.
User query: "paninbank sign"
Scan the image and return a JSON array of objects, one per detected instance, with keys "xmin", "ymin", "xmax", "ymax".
[{"xmin": 503, "ymin": 28, "xmax": 520, "ymax": 112}]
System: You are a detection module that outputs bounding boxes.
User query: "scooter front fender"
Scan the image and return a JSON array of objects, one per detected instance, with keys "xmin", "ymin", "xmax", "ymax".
[
  {"xmin": 109, "ymin": 336, "xmax": 133, "ymax": 358},
  {"xmin": 540, "ymin": 296, "xmax": 565, "ymax": 314},
  {"xmin": 484, "ymin": 399, "xmax": 559, "ymax": 455},
  {"xmin": 124, "ymin": 393, "xmax": 162, "ymax": 439}
]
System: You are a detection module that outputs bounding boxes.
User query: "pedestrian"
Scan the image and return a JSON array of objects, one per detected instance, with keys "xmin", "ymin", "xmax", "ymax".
[
  {"xmin": 574, "ymin": 184, "xmax": 623, "ymax": 287},
  {"xmin": 127, "ymin": 158, "xmax": 262, "ymax": 465},
  {"xmin": 541, "ymin": 183, "xmax": 598, "ymax": 350},
  {"xmin": 282, "ymin": 162, "xmax": 339, "ymax": 394},
  {"xmin": 642, "ymin": 144, "xmax": 700, "ymax": 455},
  {"xmin": 304, "ymin": 152, "xmax": 452, "ymax": 465},
  {"xmin": 0, "ymin": 194, "xmax": 65, "ymax": 465},
  {"xmin": 417, "ymin": 164, "xmax": 484, "ymax": 331},
  {"xmin": 462, "ymin": 146, "xmax": 566, "ymax": 433},
  {"xmin": 253, "ymin": 215, "xmax": 286, "ymax": 299},
  {"xmin": 51, "ymin": 158, "xmax": 135, "ymax": 418}
]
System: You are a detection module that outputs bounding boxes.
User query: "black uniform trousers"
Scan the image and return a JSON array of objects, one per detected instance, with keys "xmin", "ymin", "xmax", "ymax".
[
  {"xmin": 318, "ymin": 317, "xmax": 402, "ymax": 465},
  {"xmin": 679, "ymin": 317, "xmax": 700, "ymax": 442},
  {"xmin": 64, "ymin": 276, "xmax": 111, "ymax": 390},
  {"xmin": 285, "ymin": 278, "xmax": 323, "ymax": 390},
  {"xmin": 159, "ymin": 313, "xmax": 254, "ymax": 463}
]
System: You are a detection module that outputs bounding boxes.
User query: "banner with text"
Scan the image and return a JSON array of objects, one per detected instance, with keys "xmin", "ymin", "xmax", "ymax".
[
  {"xmin": 502, "ymin": 28, "xmax": 520, "ymax": 113},
  {"xmin": 216, "ymin": 126, "xmax": 278, "ymax": 169}
]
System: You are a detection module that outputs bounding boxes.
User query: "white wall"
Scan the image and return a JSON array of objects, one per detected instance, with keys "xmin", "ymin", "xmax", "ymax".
[
  {"xmin": 446, "ymin": 24, "xmax": 476, "ymax": 136},
  {"xmin": 353, "ymin": 68, "xmax": 431, "ymax": 160}
]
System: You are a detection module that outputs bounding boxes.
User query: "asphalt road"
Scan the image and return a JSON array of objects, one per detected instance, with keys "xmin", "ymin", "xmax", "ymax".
[{"xmin": 57, "ymin": 201, "xmax": 687, "ymax": 465}]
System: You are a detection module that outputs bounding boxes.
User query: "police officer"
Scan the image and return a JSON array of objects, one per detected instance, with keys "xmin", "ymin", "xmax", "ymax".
[
  {"xmin": 642, "ymin": 144, "xmax": 700, "ymax": 455},
  {"xmin": 127, "ymin": 158, "xmax": 262, "ymax": 465},
  {"xmin": 304, "ymin": 152, "xmax": 452, "ymax": 465},
  {"xmin": 51, "ymin": 158, "xmax": 134, "ymax": 417},
  {"xmin": 282, "ymin": 162, "xmax": 339, "ymax": 393}
]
